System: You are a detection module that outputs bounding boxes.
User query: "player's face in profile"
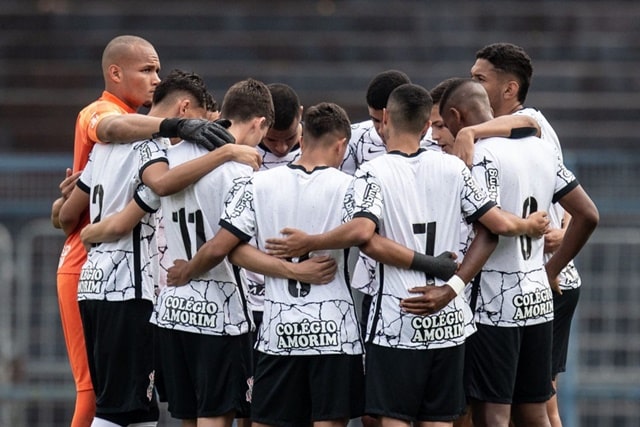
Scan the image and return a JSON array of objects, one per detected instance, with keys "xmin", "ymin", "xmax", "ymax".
[
  {"xmin": 119, "ymin": 43, "xmax": 161, "ymax": 109},
  {"xmin": 262, "ymin": 119, "xmax": 302, "ymax": 157},
  {"xmin": 470, "ymin": 58, "xmax": 504, "ymax": 112},
  {"xmin": 367, "ymin": 107, "xmax": 385, "ymax": 142},
  {"xmin": 430, "ymin": 104, "xmax": 455, "ymax": 154}
]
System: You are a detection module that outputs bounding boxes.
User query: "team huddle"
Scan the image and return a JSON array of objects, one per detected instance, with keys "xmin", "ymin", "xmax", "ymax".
[{"xmin": 52, "ymin": 35, "xmax": 599, "ymax": 427}]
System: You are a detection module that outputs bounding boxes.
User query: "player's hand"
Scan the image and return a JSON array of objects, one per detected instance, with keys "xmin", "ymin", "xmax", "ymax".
[
  {"xmin": 546, "ymin": 267, "xmax": 563, "ymax": 295},
  {"xmin": 451, "ymin": 127, "xmax": 476, "ymax": 167},
  {"xmin": 543, "ymin": 227, "xmax": 565, "ymax": 254},
  {"xmin": 219, "ymin": 144, "xmax": 262, "ymax": 171},
  {"xmin": 158, "ymin": 118, "xmax": 235, "ymax": 150},
  {"xmin": 291, "ymin": 255, "xmax": 337, "ymax": 284},
  {"xmin": 167, "ymin": 259, "xmax": 191, "ymax": 287},
  {"xmin": 400, "ymin": 285, "xmax": 456, "ymax": 315},
  {"xmin": 265, "ymin": 228, "xmax": 312, "ymax": 258},
  {"xmin": 79, "ymin": 224, "xmax": 95, "ymax": 252},
  {"xmin": 525, "ymin": 211, "xmax": 549, "ymax": 238},
  {"xmin": 59, "ymin": 168, "xmax": 82, "ymax": 199}
]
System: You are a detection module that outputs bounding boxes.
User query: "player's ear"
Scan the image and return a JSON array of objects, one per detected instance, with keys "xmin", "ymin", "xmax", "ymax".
[
  {"xmin": 421, "ymin": 120, "xmax": 431, "ymax": 139},
  {"xmin": 108, "ymin": 64, "xmax": 122, "ymax": 83},
  {"xmin": 504, "ymin": 80, "xmax": 520, "ymax": 101},
  {"xmin": 178, "ymin": 99, "xmax": 190, "ymax": 116}
]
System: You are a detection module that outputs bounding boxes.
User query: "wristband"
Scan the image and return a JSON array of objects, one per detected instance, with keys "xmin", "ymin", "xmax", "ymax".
[{"xmin": 446, "ymin": 274, "xmax": 466, "ymax": 296}]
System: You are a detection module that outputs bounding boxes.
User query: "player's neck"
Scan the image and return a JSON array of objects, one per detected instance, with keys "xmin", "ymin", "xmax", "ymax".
[
  {"xmin": 499, "ymin": 103, "xmax": 524, "ymax": 116},
  {"xmin": 385, "ymin": 135, "xmax": 420, "ymax": 155},
  {"xmin": 295, "ymin": 150, "xmax": 337, "ymax": 171}
]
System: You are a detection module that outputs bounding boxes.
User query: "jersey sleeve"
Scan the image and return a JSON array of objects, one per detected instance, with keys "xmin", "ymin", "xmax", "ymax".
[
  {"xmin": 552, "ymin": 159, "xmax": 579, "ymax": 203},
  {"xmin": 219, "ymin": 175, "xmax": 255, "ymax": 242},
  {"xmin": 76, "ymin": 150, "xmax": 95, "ymax": 194},
  {"xmin": 133, "ymin": 184, "xmax": 161, "ymax": 213},
  {"xmin": 85, "ymin": 100, "xmax": 127, "ymax": 144},
  {"xmin": 138, "ymin": 139, "xmax": 169, "ymax": 178},
  {"xmin": 459, "ymin": 165, "xmax": 497, "ymax": 224},
  {"xmin": 352, "ymin": 165, "xmax": 383, "ymax": 228},
  {"xmin": 470, "ymin": 146, "xmax": 501, "ymax": 207}
]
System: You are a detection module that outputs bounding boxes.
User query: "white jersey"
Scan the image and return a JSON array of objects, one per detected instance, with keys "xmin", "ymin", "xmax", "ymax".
[
  {"xmin": 515, "ymin": 107, "xmax": 581, "ymax": 290},
  {"xmin": 243, "ymin": 143, "xmax": 302, "ymax": 313},
  {"xmin": 469, "ymin": 135, "xmax": 578, "ymax": 327},
  {"xmin": 77, "ymin": 140, "xmax": 163, "ymax": 302},
  {"xmin": 152, "ymin": 141, "xmax": 253, "ymax": 336},
  {"xmin": 222, "ymin": 164, "xmax": 363, "ymax": 356},
  {"xmin": 256, "ymin": 142, "xmax": 302, "ymax": 170},
  {"xmin": 342, "ymin": 120, "xmax": 440, "ymax": 293},
  {"xmin": 353, "ymin": 149, "xmax": 495, "ymax": 350},
  {"xmin": 339, "ymin": 119, "xmax": 439, "ymax": 175}
]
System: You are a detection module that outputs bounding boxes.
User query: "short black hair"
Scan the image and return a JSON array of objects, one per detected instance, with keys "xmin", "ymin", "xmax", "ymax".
[
  {"xmin": 387, "ymin": 83, "xmax": 432, "ymax": 134},
  {"xmin": 153, "ymin": 69, "xmax": 208, "ymax": 108},
  {"xmin": 221, "ymin": 78, "xmax": 275, "ymax": 127},
  {"xmin": 475, "ymin": 43, "xmax": 533, "ymax": 103},
  {"xmin": 366, "ymin": 70, "xmax": 411, "ymax": 110},
  {"xmin": 430, "ymin": 78, "xmax": 460, "ymax": 105},
  {"xmin": 268, "ymin": 83, "xmax": 301, "ymax": 131},
  {"xmin": 303, "ymin": 102, "xmax": 351, "ymax": 143}
]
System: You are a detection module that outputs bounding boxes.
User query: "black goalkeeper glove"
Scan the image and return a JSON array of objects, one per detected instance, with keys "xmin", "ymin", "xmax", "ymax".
[
  {"xmin": 409, "ymin": 251, "xmax": 458, "ymax": 281},
  {"xmin": 155, "ymin": 118, "xmax": 235, "ymax": 150}
]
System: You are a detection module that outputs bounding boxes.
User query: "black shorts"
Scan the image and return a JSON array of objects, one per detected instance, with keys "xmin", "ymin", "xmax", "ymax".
[
  {"xmin": 158, "ymin": 328, "xmax": 252, "ymax": 419},
  {"xmin": 251, "ymin": 352, "xmax": 364, "ymax": 426},
  {"xmin": 552, "ymin": 287, "xmax": 580, "ymax": 377},
  {"xmin": 79, "ymin": 299, "xmax": 157, "ymax": 416},
  {"xmin": 365, "ymin": 343, "xmax": 466, "ymax": 422},
  {"xmin": 465, "ymin": 322, "xmax": 553, "ymax": 404}
]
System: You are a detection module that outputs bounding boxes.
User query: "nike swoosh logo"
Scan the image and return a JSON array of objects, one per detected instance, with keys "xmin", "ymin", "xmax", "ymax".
[{"xmin": 367, "ymin": 147, "xmax": 385, "ymax": 154}]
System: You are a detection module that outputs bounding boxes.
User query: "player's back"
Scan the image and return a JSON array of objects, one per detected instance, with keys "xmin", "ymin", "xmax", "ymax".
[
  {"xmin": 78, "ymin": 140, "xmax": 161, "ymax": 302},
  {"xmin": 471, "ymin": 134, "xmax": 569, "ymax": 327},
  {"xmin": 354, "ymin": 149, "xmax": 485, "ymax": 349},
  {"xmin": 155, "ymin": 141, "xmax": 254, "ymax": 336},
  {"xmin": 473, "ymin": 135, "xmax": 558, "ymax": 273}
]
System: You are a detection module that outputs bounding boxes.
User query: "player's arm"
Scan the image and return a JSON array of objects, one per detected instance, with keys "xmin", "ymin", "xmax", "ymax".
[
  {"xmin": 141, "ymin": 144, "xmax": 260, "ymax": 196},
  {"xmin": 545, "ymin": 185, "xmax": 599, "ymax": 281},
  {"xmin": 96, "ymin": 114, "xmax": 235, "ymax": 150},
  {"xmin": 544, "ymin": 210, "xmax": 571, "ymax": 254},
  {"xmin": 452, "ymin": 115, "xmax": 541, "ymax": 167},
  {"xmin": 400, "ymin": 222, "xmax": 498, "ymax": 315},
  {"xmin": 265, "ymin": 217, "xmax": 377, "ymax": 258},
  {"xmin": 228, "ymin": 244, "xmax": 337, "ymax": 284},
  {"xmin": 96, "ymin": 114, "xmax": 164, "ymax": 143},
  {"xmin": 58, "ymin": 184, "xmax": 90, "ymax": 236},
  {"xmin": 359, "ymin": 233, "xmax": 458, "ymax": 280},
  {"xmin": 167, "ymin": 228, "xmax": 243, "ymax": 286},
  {"xmin": 478, "ymin": 206, "xmax": 549, "ymax": 237},
  {"xmin": 80, "ymin": 200, "xmax": 146, "ymax": 248},
  {"xmin": 51, "ymin": 169, "xmax": 83, "ymax": 229}
]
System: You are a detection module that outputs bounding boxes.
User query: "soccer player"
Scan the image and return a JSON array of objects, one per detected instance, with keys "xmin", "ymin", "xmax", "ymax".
[
  {"xmin": 244, "ymin": 82, "xmax": 304, "ymax": 330},
  {"xmin": 468, "ymin": 42, "xmax": 585, "ymax": 427},
  {"xmin": 57, "ymin": 67, "xmax": 238, "ymax": 427},
  {"xmin": 439, "ymin": 78, "xmax": 598, "ymax": 427},
  {"xmin": 50, "ymin": 34, "xmax": 241, "ymax": 427},
  {"xmin": 257, "ymin": 83, "xmax": 303, "ymax": 169},
  {"xmin": 265, "ymin": 84, "xmax": 550, "ymax": 427},
  {"xmin": 143, "ymin": 77, "xmax": 274, "ymax": 427}
]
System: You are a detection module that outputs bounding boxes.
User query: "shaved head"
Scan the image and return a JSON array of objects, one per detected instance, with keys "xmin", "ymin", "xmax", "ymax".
[
  {"xmin": 439, "ymin": 78, "xmax": 493, "ymax": 136},
  {"xmin": 101, "ymin": 35, "xmax": 155, "ymax": 76}
]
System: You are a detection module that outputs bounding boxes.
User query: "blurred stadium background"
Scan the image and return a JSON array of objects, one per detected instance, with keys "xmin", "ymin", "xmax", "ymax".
[{"xmin": 0, "ymin": 0, "xmax": 639, "ymax": 426}]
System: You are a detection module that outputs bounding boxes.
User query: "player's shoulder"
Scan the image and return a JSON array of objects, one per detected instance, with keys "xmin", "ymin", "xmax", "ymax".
[{"xmin": 349, "ymin": 119, "xmax": 376, "ymax": 143}]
